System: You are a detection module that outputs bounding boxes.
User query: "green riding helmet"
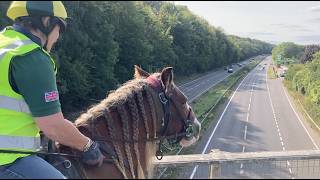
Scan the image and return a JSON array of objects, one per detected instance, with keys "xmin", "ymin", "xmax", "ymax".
[{"xmin": 7, "ymin": 1, "xmax": 68, "ymax": 34}]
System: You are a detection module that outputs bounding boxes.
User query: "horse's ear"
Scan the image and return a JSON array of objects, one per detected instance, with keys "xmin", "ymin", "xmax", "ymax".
[
  {"xmin": 134, "ymin": 65, "xmax": 150, "ymax": 79},
  {"xmin": 161, "ymin": 67, "xmax": 174, "ymax": 89}
]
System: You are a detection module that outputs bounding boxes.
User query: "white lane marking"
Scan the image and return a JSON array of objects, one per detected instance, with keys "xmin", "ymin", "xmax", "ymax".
[
  {"xmin": 266, "ymin": 60, "xmax": 293, "ymax": 177},
  {"xmin": 189, "ymin": 70, "xmax": 252, "ymax": 179},
  {"xmin": 179, "ymin": 72, "xmax": 213, "ymax": 88},
  {"xmin": 240, "ymin": 145, "xmax": 246, "ymax": 173},
  {"xmin": 281, "ymin": 85, "xmax": 319, "ymax": 150},
  {"xmin": 195, "ymin": 84, "xmax": 201, "ymax": 88},
  {"xmin": 244, "ymin": 126, "xmax": 248, "ymax": 140},
  {"xmin": 242, "ymin": 80, "xmax": 254, "ymax": 145},
  {"xmin": 240, "ymin": 71, "xmax": 256, "ymax": 175},
  {"xmin": 185, "ymin": 84, "xmax": 201, "ymax": 92},
  {"xmin": 181, "ymin": 58, "xmax": 251, "ymax": 88},
  {"xmin": 187, "ymin": 61, "xmax": 252, "ymax": 103},
  {"xmin": 188, "ymin": 73, "xmax": 233, "ymax": 103}
]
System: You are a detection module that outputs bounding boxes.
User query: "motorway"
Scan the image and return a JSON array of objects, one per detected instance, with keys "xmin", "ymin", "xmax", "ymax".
[
  {"xmin": 179, "ymin": 57, "xmax": 257, "ymax": 103},
  {"xmin": 156, "ymin": 55, "xmax": 264, "ymax": 178},
  {"xmin": 175, "ymin": 56, "xmax": 320, "ymax": 179}
]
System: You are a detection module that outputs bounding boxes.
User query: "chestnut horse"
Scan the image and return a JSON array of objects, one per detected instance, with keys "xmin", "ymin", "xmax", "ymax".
[{"xmin": 48, "ymin": 66, "xmax": 201, "ymax": 179}]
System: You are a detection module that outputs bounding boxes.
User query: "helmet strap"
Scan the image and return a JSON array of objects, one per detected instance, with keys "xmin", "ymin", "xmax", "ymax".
[
  {"xmin": 30, "ymin": 17, "xmax": 52, "ymax": 36},
  {"xmin": 30, "ymin": 17, "xmax": 58, "ymax": 50},
  {"xmin": 43, "ymin": 40, "xmax": 49, "ymax": 51}
]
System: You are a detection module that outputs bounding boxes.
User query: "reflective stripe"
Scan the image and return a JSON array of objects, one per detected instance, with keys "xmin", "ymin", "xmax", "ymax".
[
  {"xmin": 0, "ymin": 135, "xmax": 40, "ymax": 151},
  {"xmin": 0, "ymin": 39, "xmax": 35, "ymax": 61},
  {"xmin": 0, "ymin": 95, "xmax": 31, "ymax": 114}
]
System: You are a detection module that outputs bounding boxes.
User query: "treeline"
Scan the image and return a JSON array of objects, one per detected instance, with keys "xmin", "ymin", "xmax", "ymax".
[
  {"xmin": 272, "ymin": 41, "xmax": 320, "ymax": 106},
  {"xmin": 285, "ymin": 52, "xmax": 320, "ymax": 105},
  {"xmin": 228, "ymin": 35, "xmax": 273, "ymax": 62},
  {"xmin": 0, "ymin": 1, "xmax": 273, "ymax": 114},
  {"xmin": 271, "ymin": 42, "xmax": 304, "ymax": 65},
  {"xmin": 272, "ymin": 42, "xmax": 320, "ymax": 65}
]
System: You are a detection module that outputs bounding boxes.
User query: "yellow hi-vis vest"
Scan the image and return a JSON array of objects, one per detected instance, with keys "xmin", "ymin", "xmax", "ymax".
[{"xmin": 0, "ymin": 28, "xmax": 57, "ymax": 165}]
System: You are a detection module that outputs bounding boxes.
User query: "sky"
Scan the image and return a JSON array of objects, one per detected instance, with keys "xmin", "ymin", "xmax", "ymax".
[{"xmin": 174, "ymin": 1, "xmax": 320, "ymax": 45}]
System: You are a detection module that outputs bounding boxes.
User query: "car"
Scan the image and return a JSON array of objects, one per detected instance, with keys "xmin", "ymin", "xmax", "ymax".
[
  {"xmin": 224, "ymin": 66, "xmax": 228, "ymax": 70},
  {"xmin": 237, "ymin": 63, "xmax": 242, "ymax": 67},
  {"xmin": 227, "ymin": 68, "xmax": 233, "ymax": 73},
  {"xmin": 280, "ymin": 71, "xmax": 286, "ymax": 77}
]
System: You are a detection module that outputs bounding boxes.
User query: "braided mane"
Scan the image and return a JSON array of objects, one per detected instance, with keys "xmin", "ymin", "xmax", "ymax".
[{"xmin": 75, "ymin": 75, "xmax": 161, "ymax": 178}]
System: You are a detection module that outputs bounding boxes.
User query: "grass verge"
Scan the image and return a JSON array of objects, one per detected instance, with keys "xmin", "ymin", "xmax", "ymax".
[
  {"xmin": 268, "ymin": 65, "xmax": 278, "ymax": 79},
  {"xmin": 283, "ymin": 80, "xmax": 320, "ymax": 132}
]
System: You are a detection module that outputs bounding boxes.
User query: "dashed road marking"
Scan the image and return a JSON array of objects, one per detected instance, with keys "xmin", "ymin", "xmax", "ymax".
[
  {"xmin": 189, "ymin": 70, "xmax": 252, "ymax": 179},
  {"xmin": 266, "ymin": 63, "xmax": 293, "ymax": 178},
  {"xmin": 240, "ymin": 71, "xmax": 256, "ymax": 175}
]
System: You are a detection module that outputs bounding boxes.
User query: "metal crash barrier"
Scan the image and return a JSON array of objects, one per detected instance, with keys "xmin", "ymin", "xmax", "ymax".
[{"xmin": 154, "ymin": 149, "xmax": 320, "ymax": 179}]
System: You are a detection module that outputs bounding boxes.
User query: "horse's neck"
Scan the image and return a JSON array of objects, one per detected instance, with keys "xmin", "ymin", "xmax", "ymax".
[
  {"xmin": 92, "ymin": 86, "xmax": 162, "ymax": 179},
  {"xmin": 54, "ymin": 84, "xmax": 164, "ymax": 179}
]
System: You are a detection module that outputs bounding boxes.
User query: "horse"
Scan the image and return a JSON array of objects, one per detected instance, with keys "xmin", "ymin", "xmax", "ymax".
[{"xmin": 48, "ymin": 65, "xmax": 201, "ymax": 179}]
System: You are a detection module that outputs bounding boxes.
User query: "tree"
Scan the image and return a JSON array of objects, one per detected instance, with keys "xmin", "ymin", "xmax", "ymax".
[
  {"xmin": 272, "ymin": 42, "xmax": 304, "ymax": 65},
  {"xmin": 300, "ymin": 45, "xmax": 320, "ymax": 64},
  {"xmin": 0, "ymin": 1, "xmax": 273, "ymax": 115}
]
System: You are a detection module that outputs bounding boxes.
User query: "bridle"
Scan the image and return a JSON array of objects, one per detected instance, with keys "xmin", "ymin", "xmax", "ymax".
[{"xmin": 146, "ymin": 75, "xmax": 195, "ymax": 160}]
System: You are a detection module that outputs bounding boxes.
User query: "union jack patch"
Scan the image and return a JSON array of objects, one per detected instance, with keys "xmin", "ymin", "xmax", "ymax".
[{"xmin": 45, "ymin": 91, "xmax": 59, "ymax": 102}]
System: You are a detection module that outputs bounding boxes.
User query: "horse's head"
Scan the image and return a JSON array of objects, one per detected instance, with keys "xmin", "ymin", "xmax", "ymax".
[{"xmin": 134, "ymin": 65, "xmax": 201, "ymax": 147}]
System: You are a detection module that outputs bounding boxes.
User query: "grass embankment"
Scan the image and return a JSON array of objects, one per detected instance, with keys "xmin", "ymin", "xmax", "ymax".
[
  {"xmin": 155, "ymin": 59, "xmax": 261, "ymax": 179},
  {"xmin": 268, "ymin": 65, "xmax": 278, "ymax": 79},
  {"xmin": 284, "ymin": 80, "xmax": 320, "ymax": 131}
]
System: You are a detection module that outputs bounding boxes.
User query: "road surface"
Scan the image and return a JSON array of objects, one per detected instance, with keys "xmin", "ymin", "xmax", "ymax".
[{"xmin": 182, "ymin": 56, "xmax": 320, "ymax": 179}]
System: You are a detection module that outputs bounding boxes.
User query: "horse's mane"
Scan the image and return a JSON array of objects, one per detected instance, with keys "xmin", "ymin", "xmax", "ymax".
[
  {"xmin": 75, "ymin": 77, "xmax": 150, "ymax": 126},
  {"xmin": 73, "ymin": 74, "xmax": 160, "ymax": 178}
]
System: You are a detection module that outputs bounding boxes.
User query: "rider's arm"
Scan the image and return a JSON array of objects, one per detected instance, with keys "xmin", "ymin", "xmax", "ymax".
[
  {"xmin": 35, "ymin": 112, "xmax": 89, "ymax": 151},
  {"xmin": 10, "ymin": 49, "xmax": 89, "ymax": 151}
]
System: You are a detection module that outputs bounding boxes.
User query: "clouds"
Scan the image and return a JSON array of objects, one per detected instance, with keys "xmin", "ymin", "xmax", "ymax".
[
  {"xmin": 308, "ymin": 5, "xmax": 320, "ymax": 12},
  {"xmin": 250, "ymin": 32, "xmax": 275, "ymax": 36},
  {"xmin": 176, "ymin": 1, "xmax": 320, "ymax": 45},
  {"xmin": 238, "ymin": 32, "xmax": 275, "ymax": 36},
  {"xmin": 308, "ymin": 17, "xmax": 320, "ymax": 23},
  {"xmin": 270, "ymin": 23, "xmax": 312, "ymax": 32},
  {"xmin": 296, "ymin": 35, "xmax": 320, "ymax": 41}
]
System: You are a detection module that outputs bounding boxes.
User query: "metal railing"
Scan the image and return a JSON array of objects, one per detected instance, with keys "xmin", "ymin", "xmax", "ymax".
[{"xmin": 154, "ymin": 149, "xmax": 320, "ymax": 179}]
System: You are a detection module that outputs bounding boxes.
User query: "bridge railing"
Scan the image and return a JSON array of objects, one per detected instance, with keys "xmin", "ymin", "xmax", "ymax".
[{"xmin": 154, "ymin": 149, "xmax": 320, "ymax": 179}]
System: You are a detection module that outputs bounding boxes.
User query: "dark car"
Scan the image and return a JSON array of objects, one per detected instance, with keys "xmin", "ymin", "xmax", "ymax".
[
  {"xmin": 280, "ymin": 71, "xmax": 286, "ymax": 77},
  {"xmin": 224, "ymin": 66, "xmax": 228, "ymax": 70}
]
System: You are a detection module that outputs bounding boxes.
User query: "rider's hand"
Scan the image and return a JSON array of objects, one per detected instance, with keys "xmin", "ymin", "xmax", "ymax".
[{"xmin": 81, "ymin": 141, "xmax": 105, "ymax": 167}]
